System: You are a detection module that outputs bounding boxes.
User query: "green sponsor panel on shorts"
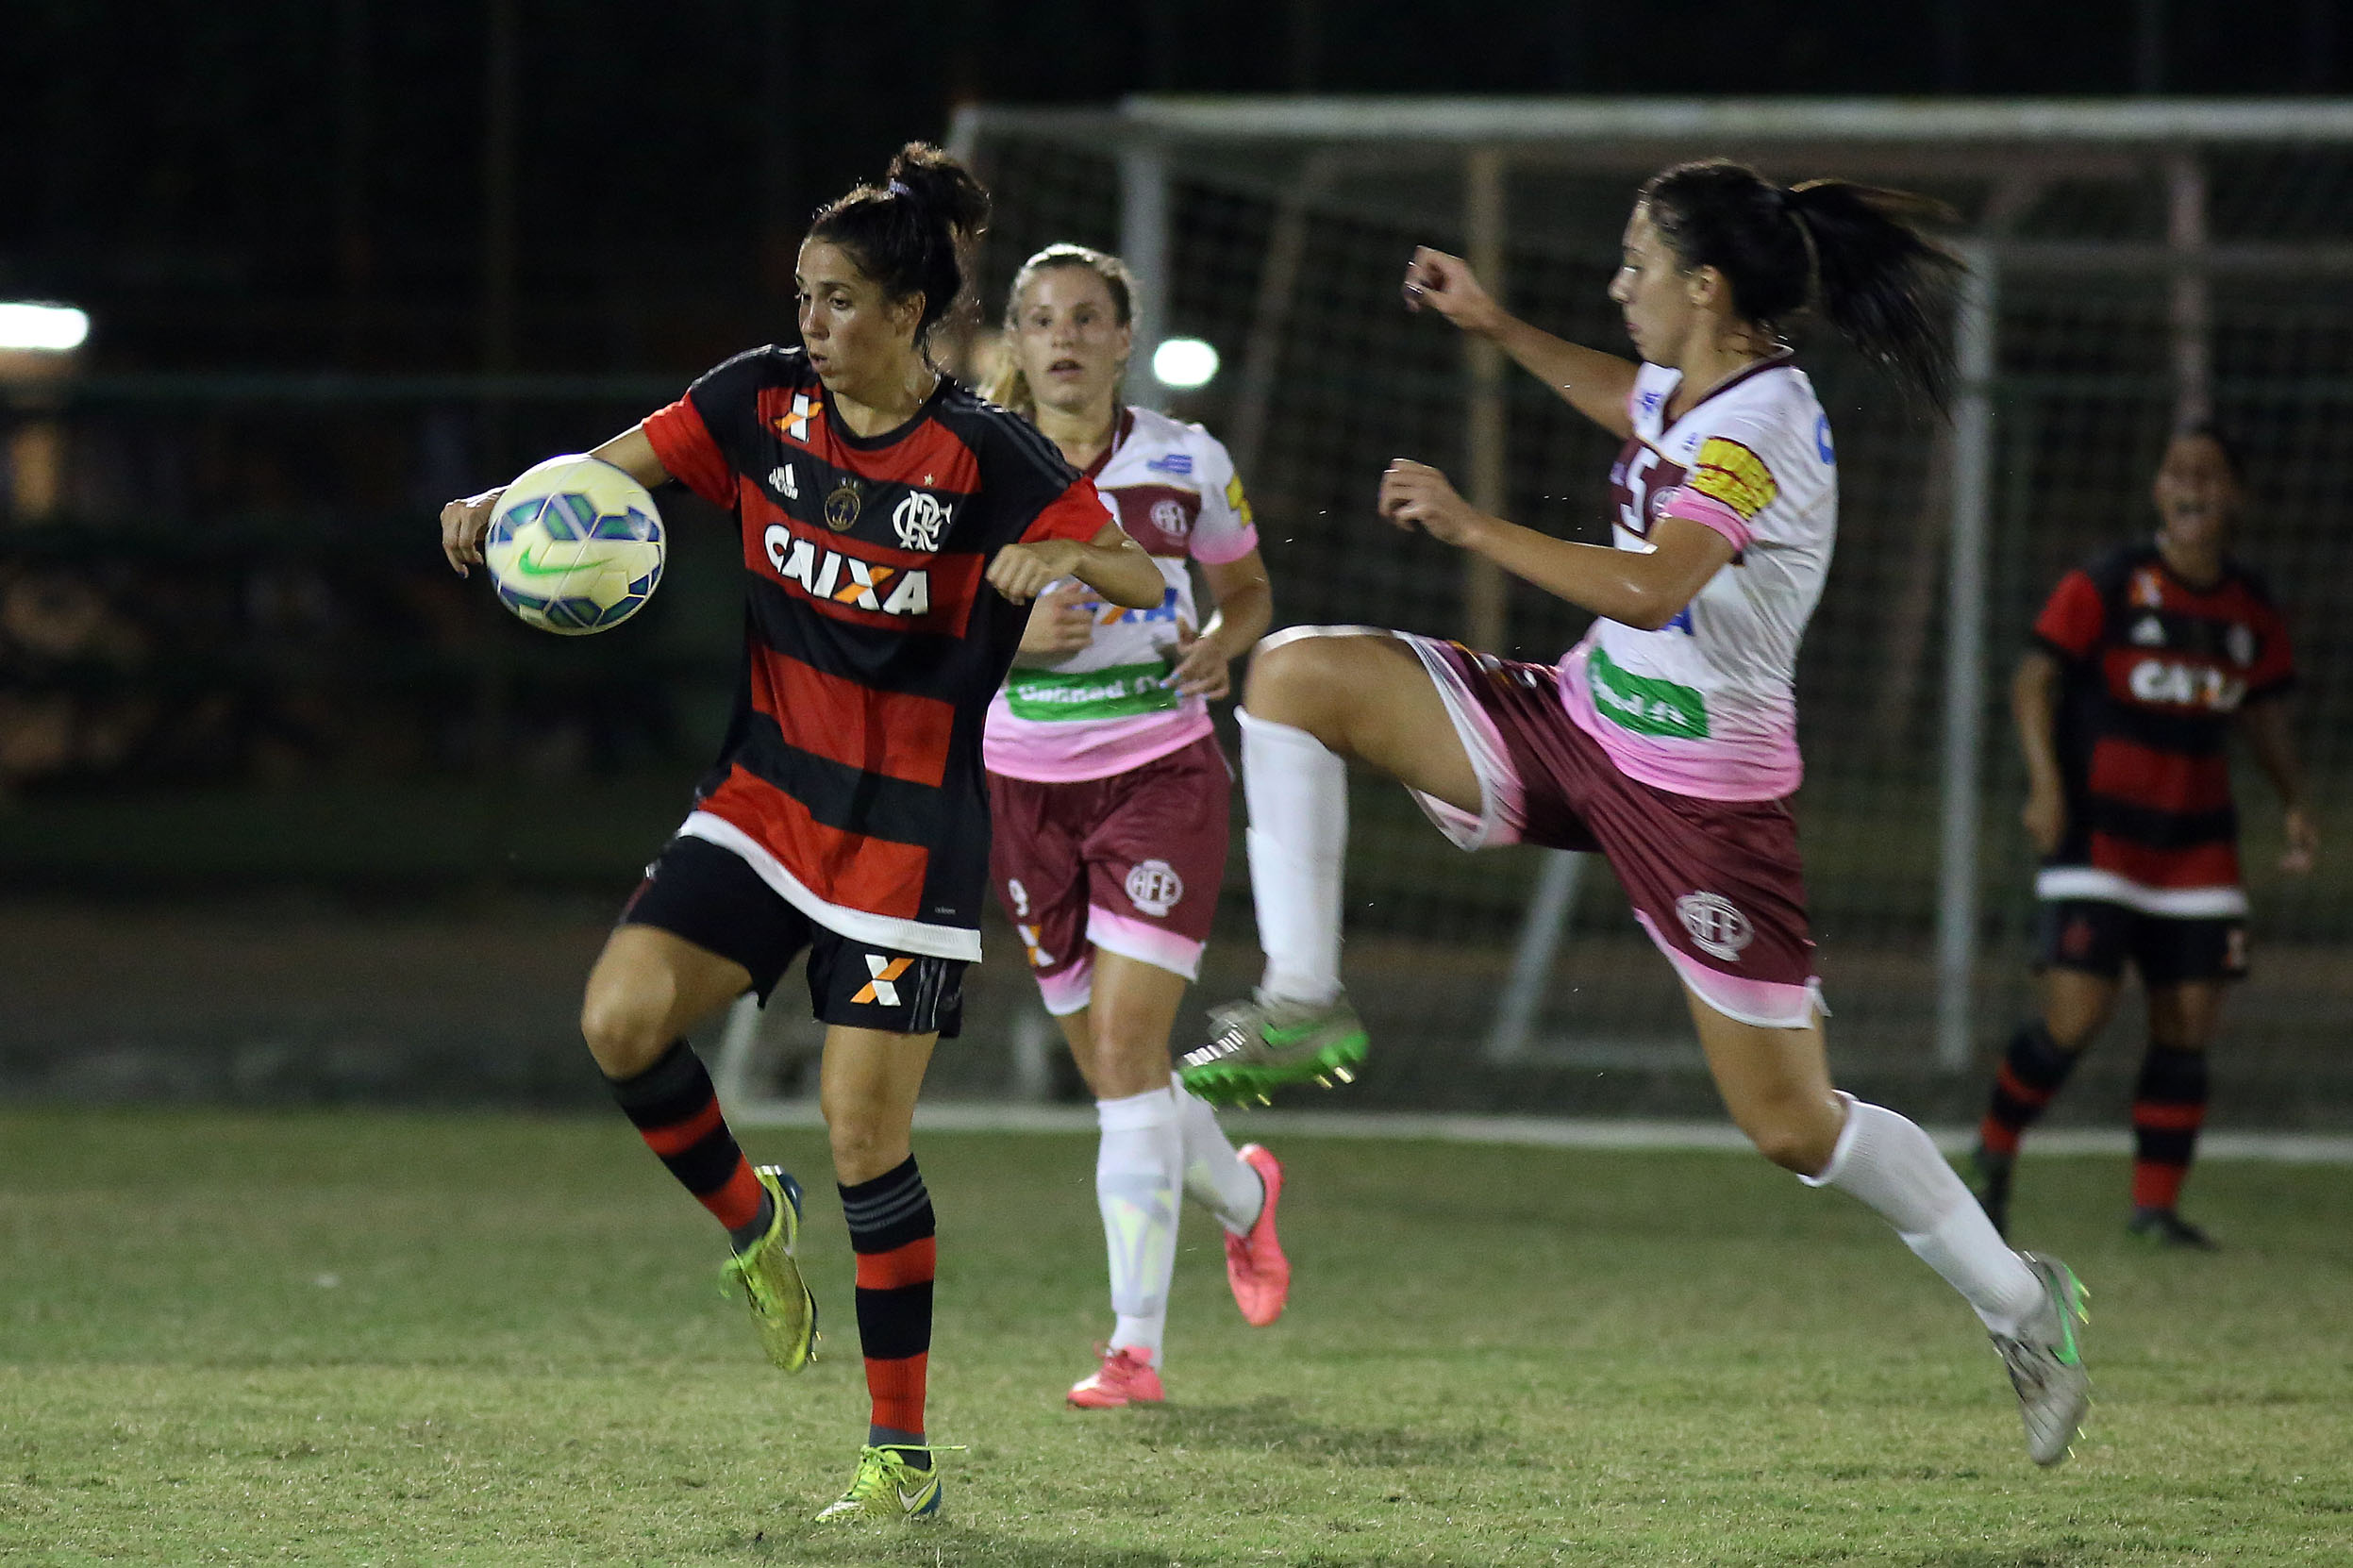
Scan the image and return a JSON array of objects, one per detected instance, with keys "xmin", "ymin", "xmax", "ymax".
[
  {"xmin": 1588, "ymin": 645, "xmax": 1711, "ymax": 739},
  {"xmin": 1005, "ymin": 660, "xmax": 1181, "ymax": 723}
]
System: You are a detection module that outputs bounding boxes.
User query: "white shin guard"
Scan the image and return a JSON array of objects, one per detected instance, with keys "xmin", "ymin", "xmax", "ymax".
[
  {"xmin": 1238, "ymin": 708, "xmax": 1347, "ymax": 1007},
  {"xmin": 1807, "ymin": 1093, "xmax": 2044, "ymax": 1335}
]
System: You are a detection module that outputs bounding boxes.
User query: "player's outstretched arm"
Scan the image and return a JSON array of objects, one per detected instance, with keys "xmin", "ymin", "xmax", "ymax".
[
  {"xmin": 1402, "ymin": 246, "xmax": 1639, "ymax": 440},
  {"xmin": 438, "ymin": 424, "xmax": 674, "ymax": 576},
  {"xmin": 989, "ymin": 521, "xmax": 1164, "ymax": 609},
  {"xmin": 1377, "ymin": 459, "xmax": 1728, "ymax": 630},
  {"xmin": 2236, "ymin": 696, "xmax": 2318, "ymax": 873}
]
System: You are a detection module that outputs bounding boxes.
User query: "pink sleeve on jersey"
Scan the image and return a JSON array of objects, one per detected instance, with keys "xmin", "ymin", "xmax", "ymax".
[
  {"xmin": 1656, "ymin": 489, "xmax": 1752, "ymax": 553},
  {"xmin": 1189, "ymin": 524, "xmax": 1260, "ymax": 565}
]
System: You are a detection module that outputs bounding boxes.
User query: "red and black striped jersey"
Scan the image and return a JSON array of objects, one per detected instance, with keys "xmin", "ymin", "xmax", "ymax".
[
  {"xmin": 2032, "ymin": 542, "xmax": 2295, "ymax": 909},
  {"xmin": 642, "ymin": 345, "xmax": 1112, "ymax": 960}
]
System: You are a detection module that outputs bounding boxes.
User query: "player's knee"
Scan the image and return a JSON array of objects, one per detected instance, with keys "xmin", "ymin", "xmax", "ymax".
[
  {"xmin": 578, "ymin": 976, "xmax": 672, "ymax": 1079},
  {"xmin": 821, "ymin": 1109, "xmax": 906, "ymax": 1187},
  {"xmin": 1746, "ymin": 1109, "xmax": 1839, "ymax": 1175},
  {"xmin": 1243, "ymin": 631, "xmax": 1357, "ymax": 734}
]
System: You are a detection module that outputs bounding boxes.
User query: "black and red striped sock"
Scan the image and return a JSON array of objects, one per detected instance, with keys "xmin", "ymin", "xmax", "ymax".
[
  {"xmin": 842, "ymin": 1157, "xmax": 936, "ymax": 1459},
  {"xmin": 1978, "ymin": 1021, "xmax": 2081, "ymax": 1159},
  {"xmin": 607, "ymin": 1040, "xmax": 770, "ymax": 1246},
  {"xmin": 2132, "ymin": 1044, "xmax": 2209, "ymax": 1210}
]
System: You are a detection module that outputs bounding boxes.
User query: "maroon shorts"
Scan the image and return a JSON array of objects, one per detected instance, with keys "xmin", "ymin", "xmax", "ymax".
[
  {"xmin": 986, "ymin": 734, "xmax": 1232, "ymax": 1015},
  {"xmin": 1406, "ymin": 635, "xmax": 1823, "ymax": 1027}
]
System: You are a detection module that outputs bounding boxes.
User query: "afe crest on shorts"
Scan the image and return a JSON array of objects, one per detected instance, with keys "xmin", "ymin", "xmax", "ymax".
[
  {"xmin": 1125, "ymin": 859, "xmax": 1184, "ymax": 918},
  {"xmin": 1676, "ymin": 892, "xmax": 1754, "ymax": 961}
]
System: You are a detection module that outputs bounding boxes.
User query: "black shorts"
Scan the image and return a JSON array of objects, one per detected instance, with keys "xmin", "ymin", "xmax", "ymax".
[
  {"xmin": 2035, "ymin": 899, "xmax": 2248, "ymax": 988},
  {"xmin": 620, "ymin": 835, "xmax": 964, "ymax": 1037}
]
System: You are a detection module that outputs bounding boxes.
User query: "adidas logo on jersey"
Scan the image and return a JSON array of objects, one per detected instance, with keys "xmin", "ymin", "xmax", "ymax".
[
  {"xmin": 2130, "ymin": 614, "xmax": 2165, "ymax": 646},
  {"xmin": 763, "ymin": 525, "xmax": 930, "ymax": 616}
]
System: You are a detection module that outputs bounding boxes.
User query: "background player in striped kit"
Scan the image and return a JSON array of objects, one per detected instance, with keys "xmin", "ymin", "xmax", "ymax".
[
  {"xmin": 440, "ymin": 146, "xmax": 1163, "ymax": 1523},
  {"xmin": 1970, "ymin": 426, "xmax": 2316, "ymax": 1249},
  {"xmin": 1180, "ymin": 160, "xmax": 2094, "ymax": 1466},
  {"xmin": 981, "ymin": 245, "xmax": 1289, "ymax": 1409}
]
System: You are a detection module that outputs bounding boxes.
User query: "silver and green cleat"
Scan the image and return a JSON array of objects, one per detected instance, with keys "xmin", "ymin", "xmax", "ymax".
[
  {"xmin": 720, "ymin": 1164, "xmax": 819, "ymax": 1375},
  {"xmin": 1992, "ymin": 1251, "xmax": 2091, "ymax": 1467},
  {"xmin": 1179, "ymin": 993, "xmax": 1368, "ymax": 1106}
]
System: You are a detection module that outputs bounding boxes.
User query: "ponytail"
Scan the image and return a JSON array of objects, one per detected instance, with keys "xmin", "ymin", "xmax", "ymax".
[
  {"xmin": 983, "ymin": 243, "xmax": 1140, "ymax": 420},
  {"xmin": 808, "ymin": 142, "xmax": 992, "ymax": 354},
  {"xmin": 1640, "ymin": 159, "xmax": 1966, "ymax": 413}
]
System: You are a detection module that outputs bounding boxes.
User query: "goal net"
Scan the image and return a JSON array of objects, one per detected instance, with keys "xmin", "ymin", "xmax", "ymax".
[{"xmin": 729, "ymin": 99, "xmax": 2353, "ymax": 1125}]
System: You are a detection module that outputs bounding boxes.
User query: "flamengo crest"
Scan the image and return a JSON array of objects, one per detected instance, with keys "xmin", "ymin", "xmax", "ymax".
[{"xmin": 893, "ymin": 492, "xmax": 953, "ymax": 552}]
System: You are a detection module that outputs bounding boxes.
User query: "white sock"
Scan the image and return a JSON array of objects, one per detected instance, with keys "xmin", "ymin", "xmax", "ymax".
[
  {"xmin": 1239, "ymin": 708, "xmax": 1346, "ymax": 1006},
  {"xmin": 1095, "ymin": 1087, "xmax": 1182, "ymax": 1365},
  {"xmin": 1170, "ymin": 1074, "xmax": 1264, "ymax": 1235},
  {"xmin": 1805, "ymin": 1093, "xmax": 2044, "ymax": 1336}
]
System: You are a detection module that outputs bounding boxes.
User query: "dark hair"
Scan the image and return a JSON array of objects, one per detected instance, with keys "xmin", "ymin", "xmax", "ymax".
[
  {"xmin": 2170, "ymin": 420, "xmax": 2245, "ymax": 479},
  {"xmin": 807, "ymin": 142, "xmax": 991, "ymax": 353},
  {"xmin": 1638, "ymin": 159, "xmax": 1966, "ymax": 413},
  {"xmin": 983, "ymin": 243, "xmax": 1139, "ymax": 419}
]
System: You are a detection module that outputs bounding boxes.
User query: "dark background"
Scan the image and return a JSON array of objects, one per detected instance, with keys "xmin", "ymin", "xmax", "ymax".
[{"xmin": 5, "ymin": 0, "xmax": 2348, "ymax": 378}]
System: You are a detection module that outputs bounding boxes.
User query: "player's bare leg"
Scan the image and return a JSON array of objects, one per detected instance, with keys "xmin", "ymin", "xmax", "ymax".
[
  {"xmin": 1971, "ymin": 967, "xmax": 2123, "ymax": 1236},
  {"xmin": 1180, "ymin": 629, "xmax": 1474, "ymax": 1103},
  {"xmin": 2128, "ymin": 980, "xmax": 2227, "ymax": 1248},
  {"xmin": 582, "ymin": 926, "xmax": 817, "ymax": 1373},
  {"xmin": 1687, "ymin": 992, "xmax": 2089, "ymax": 1465},
  {"xmin": 813, "ymin": 1024, "xmax": 961, "ymax": 1520}
]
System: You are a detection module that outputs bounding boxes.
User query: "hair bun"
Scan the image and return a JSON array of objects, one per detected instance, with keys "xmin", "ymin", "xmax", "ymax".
[{"xmin": 884, "ymin": 142, "xmax": 990, "ymax": 241}]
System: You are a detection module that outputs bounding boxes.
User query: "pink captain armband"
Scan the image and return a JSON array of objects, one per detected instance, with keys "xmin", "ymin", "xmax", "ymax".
[{"xmin": 1655, "ymin": 490, "xmax": 1752, "ymax": 554}]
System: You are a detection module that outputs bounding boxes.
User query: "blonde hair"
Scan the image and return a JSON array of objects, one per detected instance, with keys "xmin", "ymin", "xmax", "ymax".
[{"xmin": 982, "ymin": 243, "xmax": 1138, "ymax": 420}]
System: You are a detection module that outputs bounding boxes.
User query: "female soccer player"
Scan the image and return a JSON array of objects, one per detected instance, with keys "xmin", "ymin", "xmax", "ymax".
[
  {"xmin": 1178, "ymin": 160, "xmax": 2093, "ymax": 1466},
  {"xmin": 439, "ymin": 144, "xmax": 1163, "ymax": 1524},
  {"xmin": 979, "ymin": 244, "xmax": 1287, "ymax": 1409},
  {"xmin": 1970, "ymin": 425, "xmax": 2315, "ymax": 1249}
]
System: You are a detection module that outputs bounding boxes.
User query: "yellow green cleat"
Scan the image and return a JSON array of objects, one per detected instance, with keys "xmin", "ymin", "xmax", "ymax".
[
  {"xmin": 812, "ymin": 1444, "xmax": 958, "ymax": 1524},
  {"xmin": 720, "ymin": 1165, "xmax": 818, "ymax": 1374}
]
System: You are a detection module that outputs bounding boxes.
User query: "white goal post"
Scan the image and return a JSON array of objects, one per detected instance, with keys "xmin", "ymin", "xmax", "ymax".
[{"xmin": 716, "ymin": 98, "xmax": 2353, "ymax": 1114}]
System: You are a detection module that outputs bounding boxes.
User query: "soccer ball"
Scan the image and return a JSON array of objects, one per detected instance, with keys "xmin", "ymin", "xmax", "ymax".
[{"xmin": 482, "ymin": 455, "xmax": 665, "ymax": 635}]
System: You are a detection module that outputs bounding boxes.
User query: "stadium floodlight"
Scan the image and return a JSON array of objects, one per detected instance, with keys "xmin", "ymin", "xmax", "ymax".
[
  {"xmin": 1151, "ymin": 337, "xmax": 1219, "ymax": 390},
  {"xmin": 0, "ymin": 302, "xmax": 91, "ymax": 353}
]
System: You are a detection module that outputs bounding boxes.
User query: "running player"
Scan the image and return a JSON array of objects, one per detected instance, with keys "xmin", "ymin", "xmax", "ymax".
[
  {"xmin": 979, "ymin": 244, "xmax": 1287, "ymax": 1409},
  {"xmin": 438, "ymin": 144, "xmax": 1163, "ymax": 1524},
  {"xmin": 1969, "ymin": 426, "xmax": 2314, "ymax": 1249},
  {"xmin": 1178, "ymin": 160, "xmax": 2092, "ymax": 1466}
]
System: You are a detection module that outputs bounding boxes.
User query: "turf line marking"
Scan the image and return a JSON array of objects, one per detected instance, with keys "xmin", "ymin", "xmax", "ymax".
[{"xmin": 723, "ymin": 1099, "xmax": 2353, "ymax": 1163}]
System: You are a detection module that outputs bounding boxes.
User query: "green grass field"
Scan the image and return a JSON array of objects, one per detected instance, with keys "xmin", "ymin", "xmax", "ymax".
[{"xmin": 5, "ymin": 1110, "xmax": 2350, "ymax": 1566}]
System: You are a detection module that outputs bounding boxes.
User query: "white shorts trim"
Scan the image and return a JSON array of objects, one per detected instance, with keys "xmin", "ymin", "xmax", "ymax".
[
  {"xmin": 677, "ymin": 810, "xmax": 984, "ymax": 962},
  {"xmin": 1393, "ymin": 631, "xmax": 1522, "ymax": 852},
  {"xmin": 2034, "ymin": 867, "xmax": 2248, "ymax": 920}
]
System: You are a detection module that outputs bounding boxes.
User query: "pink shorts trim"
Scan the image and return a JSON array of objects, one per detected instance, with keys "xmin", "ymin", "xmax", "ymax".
[
  {"xmin": 1396, "ymin": 632, "xmax": 1526, "ymax": 849},
  {"xmin": 1632, "ymin": 909, "xmax": 1826, "ymax": 1029},
  {"xmin": 1086, "ymin": 906, "xmax": 1205, "ymax": 981},
  {"xmin": 1036, "ymin": 960, "xmax": 1094, "ymax": 1016}
]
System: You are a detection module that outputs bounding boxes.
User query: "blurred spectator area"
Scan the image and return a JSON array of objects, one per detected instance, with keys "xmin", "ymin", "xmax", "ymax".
[{"xmin": 0, "ymin": 375, "xmax": 742, "ymax": 890}]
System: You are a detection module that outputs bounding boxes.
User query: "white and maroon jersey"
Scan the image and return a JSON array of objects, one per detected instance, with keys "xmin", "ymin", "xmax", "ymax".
[
  {"xmin": 1559, "ymin": 353, "xmax": 1838, "ymax": 802},
  {"xmin": 983, "ymin": 407, "xmax": 1260, "ymax": 782}
]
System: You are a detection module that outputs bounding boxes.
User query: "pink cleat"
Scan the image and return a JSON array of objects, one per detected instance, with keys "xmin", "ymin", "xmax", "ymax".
[
  {"xmin": 1067, "ymin": 1345, "xmax": 1164, "ymax": 1409},
  {"xmin": 1225, "ymin": 1144, "xmax": 1290, "ymax": 1326}
]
